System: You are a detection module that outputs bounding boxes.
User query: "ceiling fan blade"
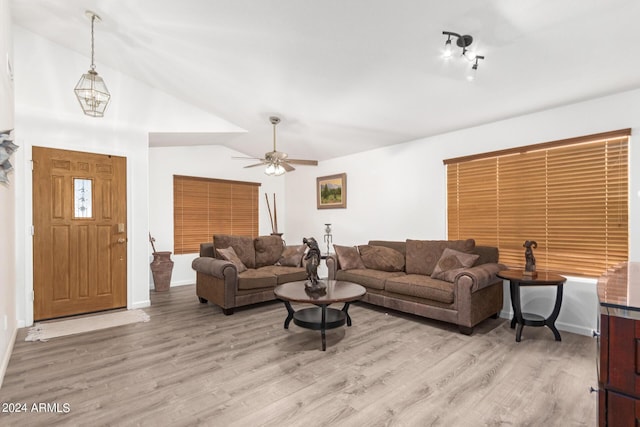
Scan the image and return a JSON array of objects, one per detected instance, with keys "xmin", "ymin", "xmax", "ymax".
[
  {"xmin": 281, "ymin": 162, "xmax": 295, "ymax": 172},
  {"xmin": 233, "ymin": 156, "xmax": 263, "ymax": 160},
  {"xmin": 286, "ymin": 159, "xmax": 318, "ymax": 166},
  {"xmin": 244, "ymin": 162, "xmax": 267, "ymax": 168}
]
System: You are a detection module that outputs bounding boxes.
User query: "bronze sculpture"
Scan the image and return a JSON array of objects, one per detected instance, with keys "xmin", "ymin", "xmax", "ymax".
[
  {"xmin": 523, "ymin": 240, "xmax": 537, "ymax": 275},
  {"xmin": 303, "ymin": 237, "xmax": 324, "ymax": 290}
]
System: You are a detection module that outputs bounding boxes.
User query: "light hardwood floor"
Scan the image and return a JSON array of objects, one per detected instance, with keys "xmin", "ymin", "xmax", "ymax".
[{"xmin": 0, "ymin": 284, "xmax": 597, "ymax": 426}]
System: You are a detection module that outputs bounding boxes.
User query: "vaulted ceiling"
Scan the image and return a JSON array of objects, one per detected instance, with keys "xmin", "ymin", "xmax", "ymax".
[{"xmin": 10, "ymin": 0, "xmax": 640, "ymax": 162}]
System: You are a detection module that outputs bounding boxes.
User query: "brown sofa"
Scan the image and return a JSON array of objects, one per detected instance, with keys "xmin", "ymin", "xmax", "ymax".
[
  {"xmin": 191, "ymin": 234, "xmax": 308, "ymax": 314},
  {"xmin": 327, "ymin": 239, "xmax": 506, "ymax": 334}
]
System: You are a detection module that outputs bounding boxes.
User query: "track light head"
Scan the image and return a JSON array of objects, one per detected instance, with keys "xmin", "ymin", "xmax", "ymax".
[
  {"xmin": 467, "ymin": 55, "xmax": 485, "ymax": 82},
  {"xmin": 443, "ymin": 36, "xmax": 453, "ymax": 58}
]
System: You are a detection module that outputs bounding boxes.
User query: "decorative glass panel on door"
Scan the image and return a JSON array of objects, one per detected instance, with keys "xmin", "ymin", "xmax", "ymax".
[{"xmin": 74, "ymin": 178, "xmax": 93, "ymax": 218}]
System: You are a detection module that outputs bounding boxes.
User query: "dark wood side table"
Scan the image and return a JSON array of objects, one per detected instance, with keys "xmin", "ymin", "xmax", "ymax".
[{"xmin": 497, "ymin": 270, "xmax": 566, "ymax": 342}]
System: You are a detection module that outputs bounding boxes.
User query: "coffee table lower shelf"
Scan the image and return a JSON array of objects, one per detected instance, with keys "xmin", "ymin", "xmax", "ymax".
[
  {"xmin": 282, "ymin": 302, "xmax": 352, "ymax": 351},
  {"xmin": 292, "ymin": 307, "xmax": 347, "ymax": 330},
  {"xmin": 274, "ymin": 280, "xmax": 366, "ymax": 351}
]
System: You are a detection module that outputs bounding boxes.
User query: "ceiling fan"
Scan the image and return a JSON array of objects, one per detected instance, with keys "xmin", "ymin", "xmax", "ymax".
[{"xmin": 236, "ymin": 116, "xmax": 318, "ymax": 176}]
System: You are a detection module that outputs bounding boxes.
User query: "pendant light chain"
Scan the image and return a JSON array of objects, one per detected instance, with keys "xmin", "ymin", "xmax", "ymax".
[{"xmin": 90, "ymin": 14, "xmax": 96, "ymax": 71}]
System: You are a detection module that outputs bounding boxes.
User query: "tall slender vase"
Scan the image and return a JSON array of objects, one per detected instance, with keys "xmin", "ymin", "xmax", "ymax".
[{"xmin": 150, "ymin": 251, "xmax": 173, "ymax": 292}]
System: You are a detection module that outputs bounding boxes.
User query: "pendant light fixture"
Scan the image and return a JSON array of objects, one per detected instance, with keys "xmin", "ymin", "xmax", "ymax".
[{"xmin": 74, "ymin": 11, "xmax": 111, "ymax": 117}]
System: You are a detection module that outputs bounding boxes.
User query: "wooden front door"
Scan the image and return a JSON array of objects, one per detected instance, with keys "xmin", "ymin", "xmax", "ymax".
[{"xmin": 32, "ymin": 147, "xmax": 127, "ymax": 320}]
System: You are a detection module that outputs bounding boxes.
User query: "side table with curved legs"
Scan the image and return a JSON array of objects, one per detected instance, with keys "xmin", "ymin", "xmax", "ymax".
[{"xmin": 497, "ymin": 270, "xmax": 567, "ymax": 342}]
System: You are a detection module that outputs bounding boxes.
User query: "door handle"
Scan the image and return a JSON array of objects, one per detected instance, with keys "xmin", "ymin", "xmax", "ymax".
[{"xmin": 117, "ymin": 238, "xmax": 126, "ymax": 244}]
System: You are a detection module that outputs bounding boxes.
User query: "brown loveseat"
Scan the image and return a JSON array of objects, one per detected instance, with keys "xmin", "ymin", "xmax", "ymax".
[
  {"xmin": 327, "ymin": 239, "xmax": 506, "ymax": 334},
  {"xmin": 191, "ymin": 234, "xmax": 308, "ymax": 314}
]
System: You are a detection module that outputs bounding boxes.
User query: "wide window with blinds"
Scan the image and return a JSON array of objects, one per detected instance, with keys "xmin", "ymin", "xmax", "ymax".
[
  {"xmin": 173, "ymin": 175, "xmax": 260, "ymax": 254},
  {"xmin": 445, "ymin": 129, "xmax": 629, "ymax": 277}
]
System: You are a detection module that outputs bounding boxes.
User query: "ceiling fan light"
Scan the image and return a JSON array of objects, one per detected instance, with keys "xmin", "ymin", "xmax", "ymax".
[
  {"xmin": 274, "ymin": 164, "xmax": 286, "ymax": 176},
  {"xmin": 265, "ymin": 163, "xmax": 276, "ymax": 175}
]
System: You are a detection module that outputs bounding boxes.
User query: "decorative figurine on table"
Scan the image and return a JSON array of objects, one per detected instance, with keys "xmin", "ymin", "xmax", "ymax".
[
  {"xmin": 523, "ymin": 240, "xmax": 538, "ymax": 278},
  {"xmin": 303, "ymin": 237, "xmax": 326, "ymax": 293}
]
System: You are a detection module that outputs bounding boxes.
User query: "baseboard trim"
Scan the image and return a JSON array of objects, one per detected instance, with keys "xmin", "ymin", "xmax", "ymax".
[
  {"xmin": 0, "ymin": 327, "xmax": 18, "ymax": 389},
  {"xmin": 130, "ymin": 300, "xmax": 151, "ymax": 310},
  {"xmin": 148, "ymin": 280, "xmax": 193, "ymax": 290},
  {"xmin": 554, "ymin": 321, "xmax": 594, "ymax": 337},
  {"xmin": 169, "ymin": 280, "xmax": 194, "ymax": 287}
]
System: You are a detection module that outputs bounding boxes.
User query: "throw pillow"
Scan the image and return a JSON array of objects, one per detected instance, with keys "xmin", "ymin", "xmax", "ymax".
[
  {"xmin": 333, "ymin": 245, "xmax": 366, "ymax": 270},
  {"xmin": 213, "ymin": 234, "xmax": 256, "ymax": 269},
  {"xmin": 358, "ymin": 245, "xmax": 405, "ymax": 272},
  {"xmin": 216, "ymin": 246, "xmax": 248, "ymax": 273},
  {"xmin": 277, "ymin": 245, "xmax": 306, "ymax": 267},
  {"xmin": 254, "ymin": 235, "xmax": 284, "ymax": 267},
  {"xmin": 405, "ymin": 239, "xmax": 475, "ymax": 275},
  {"xmin": 431, "ymin": 248, "xmax": 479, "ymax": 282}
]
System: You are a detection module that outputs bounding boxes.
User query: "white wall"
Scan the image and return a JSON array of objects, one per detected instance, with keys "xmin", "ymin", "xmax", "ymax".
[
  {"xmin": 148, "ymin": 145, "xmax": 286, "ymax": 287},
  {"xmin": 0, "ymin": 0, "xmax": 16, "ymax": 388},
  {"xmin": 11, "ymin": 26, "xmax": 241, "ymax": 328},
  {"xmin": 285, "ymin": 88, "xmax": 640, "ymax": 337}
]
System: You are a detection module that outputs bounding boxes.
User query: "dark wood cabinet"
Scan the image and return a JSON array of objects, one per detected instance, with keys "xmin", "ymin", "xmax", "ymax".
[
  {"xmin": 607, "ymin": 391, "xmax": 640, "ymax": 426},
  {"xmin": 597, "ymin": 262, "xmax": 640, "ymax": 427},
  {"xmin": 599, "ymin": 314, "xmax": 640, "ymax": 426}
]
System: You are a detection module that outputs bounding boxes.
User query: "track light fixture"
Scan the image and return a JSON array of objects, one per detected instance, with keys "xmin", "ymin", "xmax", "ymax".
[
  {"xmin": 442, "ymin": 30, "xmax": 485, "ymax": 80},
  {"xmin": 442, "ymin": 31, "xmax": 473, "ymax": 58}
]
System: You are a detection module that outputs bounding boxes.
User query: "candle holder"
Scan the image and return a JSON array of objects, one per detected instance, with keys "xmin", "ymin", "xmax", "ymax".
[{"xmin": 323, "ymin": 223, "xmax": 333, "ymax": 255}]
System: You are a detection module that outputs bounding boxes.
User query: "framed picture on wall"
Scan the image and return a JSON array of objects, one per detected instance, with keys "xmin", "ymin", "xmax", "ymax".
[{"xmin": 317, "ymin": 173, "xmax": 347, "ymax": 209}]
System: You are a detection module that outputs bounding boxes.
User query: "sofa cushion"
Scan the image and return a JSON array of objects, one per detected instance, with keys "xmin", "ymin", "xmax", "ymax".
[
  {"xmin": 214, "ymin": 234, "xmax": 256, "ymax": 269},
  {"xmin": 258, "ymin": 265, "xmax": 308, "ymax": 284},
  {"xmin": 216, "ymin": 246, "xmax": 248, "ymax": 273},
  {"xmin": 431, "ymin": 248, "xmax": 479, "ymax": 282},
  {"xmin": 473, "ymin": 246, "xmax": 499, "ymax": 265},
  {"xmin": 368, "ymin": 240, "xmax": 406, "ymax": 257},
  {"xmin": 405, "ymin": 239, "xmax": 475, "ymax": 276},
  {"xmin": 254, "ymin": 235, "xmax": 284, "ymax": 267},
  {"xmin": 277, "ymin": 245, "xmax": 306, "ymax": 267},
  {"xmin": 334, "ymin": 245, "xmax": 366, "ymax": 270},
  {"xmin": 358, "ymin": 245, "xmax": 405, "ymax": 272},
  {"xmin": 385, "ymin": 274, "xmax": 455, "ymax": 304},
  {"xmin": 237, "ymin": 269, "xmax": 277, "ymax": 290},
  {"xmin": 336, "ymin": 269, "xmax": 404, "ymax": 290}
]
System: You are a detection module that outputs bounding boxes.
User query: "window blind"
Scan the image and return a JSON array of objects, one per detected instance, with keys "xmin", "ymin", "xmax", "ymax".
[
  {"xmin": 173, "ymin": 175, "xmax": 260, "ymax": 254},
  {"xmin": 445, "ymin": 130, "xmax": 629, "ymax": 277}
]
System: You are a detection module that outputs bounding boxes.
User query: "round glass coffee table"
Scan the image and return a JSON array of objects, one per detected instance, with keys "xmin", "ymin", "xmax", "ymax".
[{"xmin": 274, "ymin": 280, "xmax": 366, "ymax": 351}]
